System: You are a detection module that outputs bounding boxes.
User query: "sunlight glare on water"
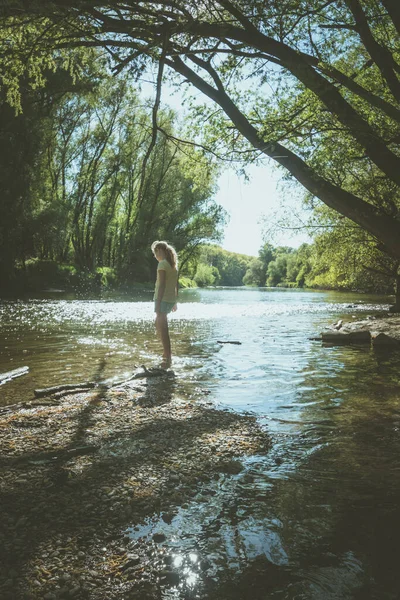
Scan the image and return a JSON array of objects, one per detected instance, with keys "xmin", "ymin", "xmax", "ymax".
[{"xmin": 1, "ymin": 287, "xmax": 400, "ymax": 599}]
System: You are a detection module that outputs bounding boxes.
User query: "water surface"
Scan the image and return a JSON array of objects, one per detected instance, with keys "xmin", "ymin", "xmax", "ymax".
[{"xmin": 1, "ymin": 287, "xmax": 400, "ymax": 599}]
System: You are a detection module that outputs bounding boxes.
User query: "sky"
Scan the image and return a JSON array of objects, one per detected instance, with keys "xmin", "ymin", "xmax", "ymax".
[
  {"xmin": 140, "ymin": 75, "xmax": 313, "ymax": 258},
  {"xmin": 214, "ymin": 164, "xmax": 312, "ymax": 257}
]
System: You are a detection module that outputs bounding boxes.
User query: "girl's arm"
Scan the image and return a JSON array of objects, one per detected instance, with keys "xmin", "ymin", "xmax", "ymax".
[
  {"xmin": 155, "ymin": 270, "xmax": 166, "ymax": 313},
  {"xmin": 172, "ymin": 282, "xmax": 178, "ymax": 312}
]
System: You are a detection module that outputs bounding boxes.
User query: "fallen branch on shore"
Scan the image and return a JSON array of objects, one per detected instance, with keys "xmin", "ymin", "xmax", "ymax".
[
  {"xmin": 0, "ymin": 366, "xmax": 29, "ymax": 385},
  {"xmin": 0, "ymin": 367, "xmax": 174, "ymax": 414},
  {"xmin": 216, "ymin": 340, "xmax": 242, "ymax": 345},
  {"xmin": 52, "ymin": 387, "xmax": 94, "ymax": 399},
  {"xmin": 34, "ymin": 382, "xmax": 96, "ymax": 398},
  {"xmin": 32, "ymin": 366, "xmax": 173, "ymax": 400}
]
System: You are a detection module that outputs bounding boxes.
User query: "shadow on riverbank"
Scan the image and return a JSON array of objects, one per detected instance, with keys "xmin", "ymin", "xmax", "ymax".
[{"xmin": 0, "ymin": 365, "xmax": 270, "ymax": 600}]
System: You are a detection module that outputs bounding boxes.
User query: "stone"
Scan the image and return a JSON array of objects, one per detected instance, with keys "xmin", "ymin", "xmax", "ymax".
[
  {"xmin": 123, "ymin": 553, "xmax": 141, "ymax": 569},
  {"xmin": 160, "ymin": 570, "xmax": 180, "ymax": 586},
  {"xmin": 218, "ymin": 460, "xmax": 244, "ymax": 474},
  {"xmin": 153, "ymin": 533, "xmax": 166, "ymax": 543},
  {"xmin": 69, "ymin": 585, "xmax": 81, "ymax": 596},
  {"xmin": 321, "ymin": 330, "xmax": 371, "ymax": 344},
  {"xmin": 371, "ymin": 332, "xmax": 400, "ymax": 347},
  {"xmin": 161, "ymin": 512, "xmax": 176, "ymax": 524}
]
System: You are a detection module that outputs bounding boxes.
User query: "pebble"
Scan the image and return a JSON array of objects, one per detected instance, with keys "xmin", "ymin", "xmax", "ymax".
[
  {"xmin": 161, "ymin": 512, "xmax": 176, "ymax": 524},
  {"xmin": 124, "ymin": 553, "xmax": 141, "ymax": 567},
  {"xmin": 69, "ymin": 585, "xmax": 81, "ymax": 596},
  {"xmin": 0, "ymin": 370, "xmax": 270, "ymax": 599},
  {"xmin": 160, "ymin": 569, "xmax": 180, "ymax": 586}
]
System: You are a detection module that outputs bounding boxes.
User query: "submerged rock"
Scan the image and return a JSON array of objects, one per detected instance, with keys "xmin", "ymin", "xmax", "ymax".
[
  {"xmin": 371, "ymin": 332, "xmax": 400, "ymax": 347},
  {"xmin": 161, "ymin": 512, "xmax": 176, "ymax": 524},
  {"xmin": 160, "ymin": 569, "xmax": 180, "ymax": 586},
  {"xmin": 319, "ymin": 315, "xmax": 400, "ymax": 348}
]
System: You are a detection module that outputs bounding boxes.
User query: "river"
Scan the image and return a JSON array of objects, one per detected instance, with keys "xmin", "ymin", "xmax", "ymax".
[{"xmin": 1, "ymin": 287, "xmax": 400, "ymax": 599}]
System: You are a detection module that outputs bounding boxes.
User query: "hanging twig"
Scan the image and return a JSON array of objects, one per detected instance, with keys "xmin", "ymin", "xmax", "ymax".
[{"xmin": 131, "ymin": 33, "xmax": 169, "ymax": 228}]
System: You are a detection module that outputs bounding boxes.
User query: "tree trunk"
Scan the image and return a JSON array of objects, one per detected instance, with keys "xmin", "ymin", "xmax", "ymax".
[{"xmin": 391, "ymin": 271, "xmax": 400, "ymax": 312}]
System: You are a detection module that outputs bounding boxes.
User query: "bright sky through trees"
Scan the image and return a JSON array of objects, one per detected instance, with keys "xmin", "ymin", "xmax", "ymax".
[
  {"xmin": 142, "ymin": 78, "xmax": 312, "ymax": 257},
  {"xmin": 214, "ymin": 165, "xmax": 312, "ymax": 257}
]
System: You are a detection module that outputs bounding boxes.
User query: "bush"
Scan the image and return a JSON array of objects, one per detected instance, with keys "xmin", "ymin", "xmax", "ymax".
[
  {"xmin": 22, "ymin": 259, "xmax": 74, "ymax": 290},
  {"xmin": 14, "ymin": 260, "xmax": 118, "ymax": 292},
  {"xmin": 194, "ymin": 264, "xmax": 220, "ymax": 287},
  {"xmin": 96, "ymin": 266, "xmax": 117, "ymax": 288},
  {"xmin": 178, "ymin": 276, "xmax": 197, "ymax": 288}
]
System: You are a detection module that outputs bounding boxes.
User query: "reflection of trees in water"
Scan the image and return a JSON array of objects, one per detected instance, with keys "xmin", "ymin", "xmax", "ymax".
[{"xmin": 196, "ymin": 345, "xmax": 400, "ymax": 598}]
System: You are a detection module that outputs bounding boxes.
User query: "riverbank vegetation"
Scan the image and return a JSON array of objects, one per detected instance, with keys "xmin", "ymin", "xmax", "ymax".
[
  {"xmin": 193, "ymin": 230, "xmax": 396, "ymax": 294},
  {"xmin": 0, "ymin": 55, "xmax": 225, "ymax": 293},
  {"xmin": 0, "ymin": 1, "xmax": 399, "ymax": 303}
]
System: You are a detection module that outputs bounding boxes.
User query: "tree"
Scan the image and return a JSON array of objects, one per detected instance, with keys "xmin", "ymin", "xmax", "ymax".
[
  {"xmin": 197, "ymin": 245, "xmax": 252, "ymax": 285},
  {"xmin": 265, "ymin": 247, "xmax": 294, "ymax": 286},
  {"xmin": 0, "ymin": 58, "xmax": 99, "ymax": 281},
  {"xmin": 194, "ymin": 263, "xmax": 220, "ymax": 287},
  {"xmin": 2, "ymin": 1, "xmax": 400, "ymax": 299},
  {"xmin": 303, "ymin": 217, "xmax": 399, "ymax": 292},
  {"xmin": 0, "ymin": 51, "xmax": 225, "ymax": 286},
  {"xmin": 243, "ymin": 242, "xmax": 275, "ymax": 285},
  {"xmin": 242, "ymin": 258, "xmax": 265, "ymax": 286}
]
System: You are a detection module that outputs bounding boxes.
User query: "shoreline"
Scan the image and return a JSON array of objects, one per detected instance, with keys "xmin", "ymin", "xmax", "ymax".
[
  {"xmin": 319, "ymin": 313, "xmax": 400, "ymax": 346},
  {"xmin": 0, "ymin": 370, "xmax": 270, "ymax": 599}
]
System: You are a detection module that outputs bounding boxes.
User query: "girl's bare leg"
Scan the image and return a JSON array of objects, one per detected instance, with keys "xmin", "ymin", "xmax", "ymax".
[{"xmin": 155, "ymin": 314, "xmax": 171, "ymax": 364}]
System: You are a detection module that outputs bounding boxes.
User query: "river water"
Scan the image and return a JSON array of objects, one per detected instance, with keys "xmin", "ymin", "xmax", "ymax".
[{"xmin": 1, "ymin": 287, "xmax": 400, "ymax": 599}]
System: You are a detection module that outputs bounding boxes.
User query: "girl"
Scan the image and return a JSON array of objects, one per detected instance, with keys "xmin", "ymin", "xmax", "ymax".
[{"xmin": 151, "ymin": 240, "xmax": 178, "ymax": 368}]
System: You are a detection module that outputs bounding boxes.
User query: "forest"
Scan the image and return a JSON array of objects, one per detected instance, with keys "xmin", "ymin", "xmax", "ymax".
[
  {"xmin": 2, "ymin": 4, "xmax": 400, "ymax": 600},
  {"xmin": 0, "ymin": 58, "xmax": 226, "ymax": 292},
  {"xmin": 0, "ymin": 0, "xmax": 399, "ymax": 301}
]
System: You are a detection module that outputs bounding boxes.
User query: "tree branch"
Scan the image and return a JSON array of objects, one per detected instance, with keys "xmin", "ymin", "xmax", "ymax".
[
  {"xmin": 344, "ymin": 0, "xmax": 400, "ymax": 102},
  {"xmin": 167, "ymin": 54, "xmax": 400, "ymax": 259},
  {"xmin": 131, "ymin": 31, "xmax": 168, "ymax": 230}
]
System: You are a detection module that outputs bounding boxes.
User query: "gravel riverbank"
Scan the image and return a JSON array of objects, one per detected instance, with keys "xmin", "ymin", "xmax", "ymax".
[{"xmin": 0, "ymin": 369, "xmax": 270, "ymax": 600}]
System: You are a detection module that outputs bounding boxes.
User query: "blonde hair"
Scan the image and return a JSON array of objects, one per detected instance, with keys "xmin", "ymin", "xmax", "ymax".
[{"xmin": 151, "ymin": 240, "xmax": 178, "ymax": 269}]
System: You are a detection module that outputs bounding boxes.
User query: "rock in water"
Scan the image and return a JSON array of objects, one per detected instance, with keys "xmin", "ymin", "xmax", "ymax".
[{"xmin": 321, "ymin": 330, "xmax": 371, "ymax": 344}]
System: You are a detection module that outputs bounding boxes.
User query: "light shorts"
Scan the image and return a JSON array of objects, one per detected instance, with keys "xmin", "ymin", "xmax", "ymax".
[{"xmin": 154, "ymin": 300, "xmax": 176, "ymax": 314}]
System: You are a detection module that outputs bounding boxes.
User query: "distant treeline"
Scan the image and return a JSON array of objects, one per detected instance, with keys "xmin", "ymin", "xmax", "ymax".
[{"xmin": 190, "ymin": 238, "xmax": 396, "ymax": 295}]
